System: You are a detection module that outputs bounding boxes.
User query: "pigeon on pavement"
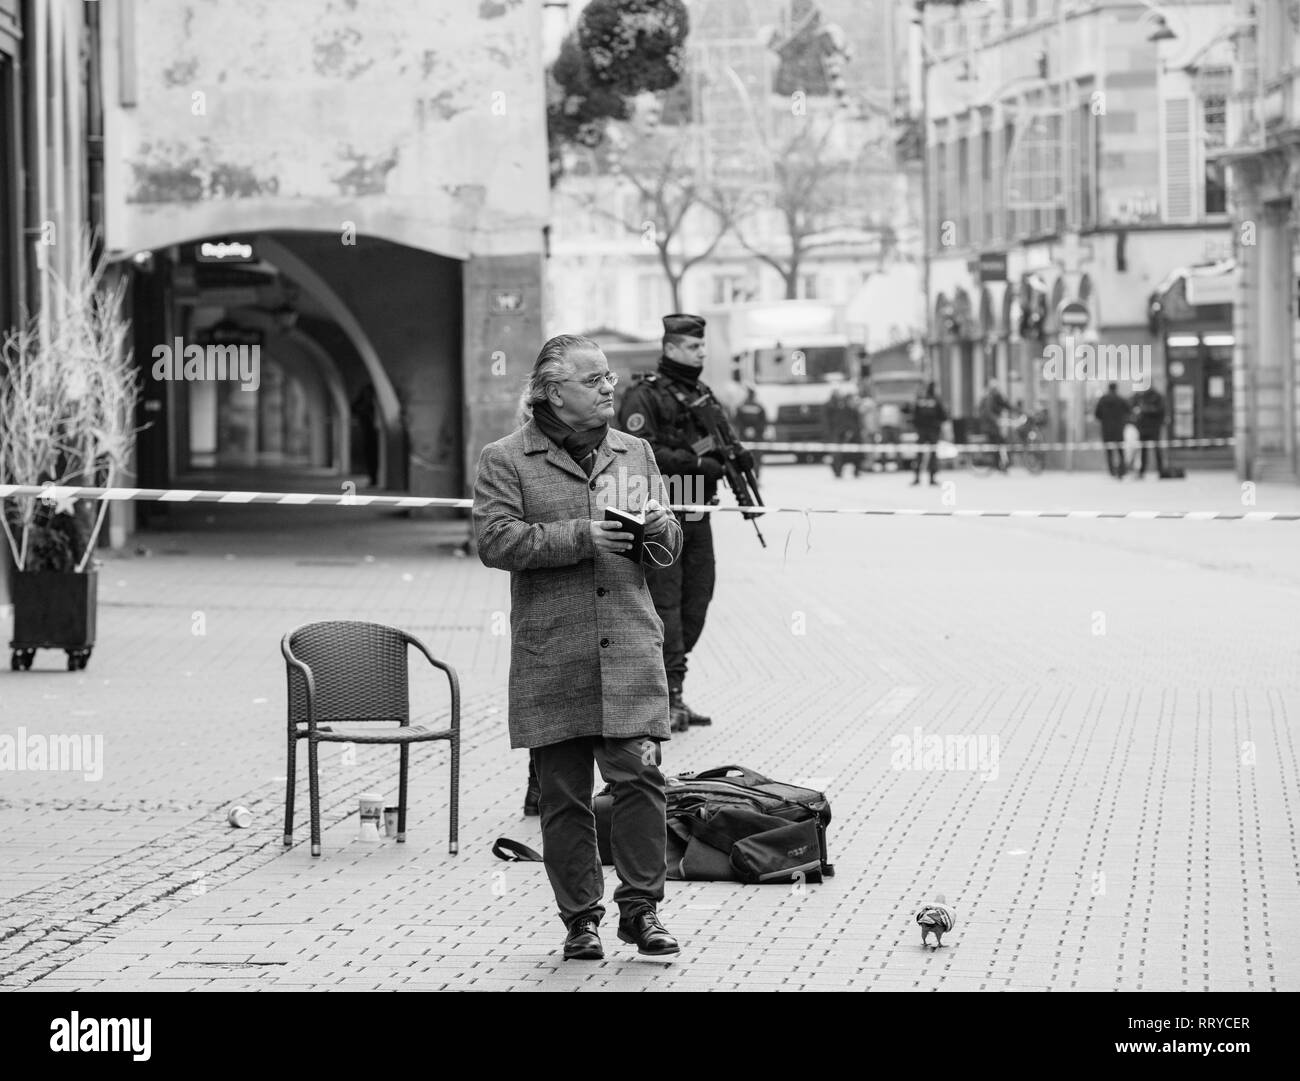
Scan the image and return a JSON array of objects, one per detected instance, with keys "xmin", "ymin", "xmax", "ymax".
[{"xmin": 916, "ymin": 894, "xmax": 956, "ymax": 950}]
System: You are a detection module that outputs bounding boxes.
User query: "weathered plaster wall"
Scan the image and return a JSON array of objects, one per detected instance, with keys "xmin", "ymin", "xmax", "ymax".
[{"xmin": 102, "ymin": 0, "xmax": 548, "ymax": 260}]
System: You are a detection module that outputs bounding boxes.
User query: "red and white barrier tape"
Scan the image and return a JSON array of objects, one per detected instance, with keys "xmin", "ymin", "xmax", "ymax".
[{"xmin": 2, "ymin": 484, "xmax": 1296, "ymax": 521}]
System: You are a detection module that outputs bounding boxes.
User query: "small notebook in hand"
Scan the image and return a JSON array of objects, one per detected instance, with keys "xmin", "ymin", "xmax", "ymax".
[{"xmin": 604, "ymin": 506, "xmax": 646, "ymax": 563}]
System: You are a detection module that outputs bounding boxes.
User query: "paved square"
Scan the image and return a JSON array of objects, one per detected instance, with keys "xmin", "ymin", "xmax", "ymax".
[{"xmin": 3, "ymin": 464, "xmax": 1299, "ymax": 990}]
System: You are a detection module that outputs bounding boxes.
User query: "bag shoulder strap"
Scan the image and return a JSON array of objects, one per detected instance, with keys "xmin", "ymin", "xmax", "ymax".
[{"xmin": 491, "ymin": 837, "xmax": 542, "ymax": 862}]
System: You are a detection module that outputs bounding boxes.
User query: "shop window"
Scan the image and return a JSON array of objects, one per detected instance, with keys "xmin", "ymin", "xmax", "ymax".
[
  {"xmin": 1003, "ymin": 121, "xmax": 1016, "ymax": 238},
  {"xmin": 934, "ymin": 140, "xmax": 948, "ymax": 246},
  {"xmin": 1202, "ymin": 93, "xmax": 1227, "ymax": 215},
  {"xmin": 957, "ymin": 135, "xmax": 969, "ymax": 245},
  {"xmin": 980, "ymin": 128, "xmax": 993, "ymax": 241},
  {"xmin": 1076, "ymin": 101, "xmax": 1096, "ymax": 228}
]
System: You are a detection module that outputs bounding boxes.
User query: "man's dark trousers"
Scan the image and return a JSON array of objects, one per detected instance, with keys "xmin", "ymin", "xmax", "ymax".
[
  {"xmin": 1137, "ymin": 425, "xmax": 1164, "ymax": 476},
  {"xmin": 914, "ymin": 431, "xmax": 940, "ymax": 481},
  {"xmin": 646, "ymin": 514, "xmax": 715, "ymax": 692},
  {"xmin": 1104, "ymin": 441, "xmax": 1127, "ymax": 477},
  {"xmin": 532, "ymin": 735, "xmax": 666, "ymax": 926}
]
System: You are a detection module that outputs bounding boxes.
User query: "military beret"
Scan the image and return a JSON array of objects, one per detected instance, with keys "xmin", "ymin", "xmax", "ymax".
[{"xmin": 662, "ymin": 313, "xmax": 706, "ymax": 338}]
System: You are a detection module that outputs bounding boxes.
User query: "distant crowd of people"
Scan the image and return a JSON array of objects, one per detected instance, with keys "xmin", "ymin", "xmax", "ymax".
[{"xmin": 817, "ymin": 378, "xmax": 1170, "ymax": 482}]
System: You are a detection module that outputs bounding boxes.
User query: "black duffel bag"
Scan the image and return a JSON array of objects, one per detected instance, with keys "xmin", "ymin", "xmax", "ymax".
[{"xmin": 595, "ymin": 764, "xmax": 833, "ymax": 883}]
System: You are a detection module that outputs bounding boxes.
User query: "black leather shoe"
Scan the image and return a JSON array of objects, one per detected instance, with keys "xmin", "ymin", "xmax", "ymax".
[
  {"xmin": 680, "ymin": 699, "xmax": 712, "ymax": 726},
  {"xmin": 563, "ymin": 916, "xmax": 603, "ymax": 960},
  {"xmin": 618, "ymin": 908, "xmax": 679, "ymax": 956}
]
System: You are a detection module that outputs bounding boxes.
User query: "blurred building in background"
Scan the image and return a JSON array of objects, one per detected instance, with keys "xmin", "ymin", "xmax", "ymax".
[
  {"xmin": 1221, "ymin": 0, "xmax": 1300, "ymax": 482},
  {"xmin": 915, "ymin": 0, "xmax": 1239, "ymax": 468},
  {"xmin": 547, "ymin": 0, "xmax": 913, "ymax": 351}
]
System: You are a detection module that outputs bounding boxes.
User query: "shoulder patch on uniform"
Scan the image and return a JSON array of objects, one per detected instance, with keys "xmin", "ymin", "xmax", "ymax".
[{"xmin": 625, "ymin": 412, "xmax": 646, "ymax": 433}]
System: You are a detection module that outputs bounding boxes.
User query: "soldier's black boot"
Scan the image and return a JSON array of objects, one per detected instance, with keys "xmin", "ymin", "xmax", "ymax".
[
  {"xmin": 680, "ymin": 698, "xmax": 712, "ymax": 726},
  {"xmin": 668, "ymin": 688, "xmax": 690, "ymax": 733}
]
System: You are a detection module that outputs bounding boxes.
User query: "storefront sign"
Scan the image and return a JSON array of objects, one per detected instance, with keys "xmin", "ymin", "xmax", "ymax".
[
  {"xmin": 978, "ymin": 251, "xmax": 1007, "ymax": 282},
  {"xmin": 196, "ymin": 241, "xmax": 255, "ymax": 263},
  {"xmin": 1105, "ymin": 191, "xmax": 1159, "ymax": 224}
]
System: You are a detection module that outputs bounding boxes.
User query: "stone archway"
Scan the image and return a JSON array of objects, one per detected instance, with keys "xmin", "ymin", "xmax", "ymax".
[
  {"xmin": 219, "ymin": 307, "xmax": 353, "ymax": 475},
  {"xmin": 254, "ymin": 234, "xmax": 403, "ymax": 488}
]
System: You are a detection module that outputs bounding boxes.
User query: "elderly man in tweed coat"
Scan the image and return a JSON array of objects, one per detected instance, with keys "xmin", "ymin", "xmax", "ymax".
[{"xmin": 473, "ymin": 334, "xmax": 685, "ymax": 961}]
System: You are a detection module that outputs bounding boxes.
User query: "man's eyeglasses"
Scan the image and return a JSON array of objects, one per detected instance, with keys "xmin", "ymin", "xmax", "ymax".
[{"xmin": 564, "ymin": 371, "xmax": 619, "ymax": 390}]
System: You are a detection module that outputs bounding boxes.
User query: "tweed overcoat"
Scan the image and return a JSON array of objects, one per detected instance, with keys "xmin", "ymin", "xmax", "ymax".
[{"xmin": 473, "ymin": 418, "xmax": 684, "ymax": 749}]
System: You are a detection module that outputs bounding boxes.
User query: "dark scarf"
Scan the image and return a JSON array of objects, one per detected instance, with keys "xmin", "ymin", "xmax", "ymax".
[
  {"xmin": 658, "ymin": 356, "xmax": 704, "ymax": 387},
  {"xmin": 531, "ymin": 399, "xmax": 607, "ymax": 475}
]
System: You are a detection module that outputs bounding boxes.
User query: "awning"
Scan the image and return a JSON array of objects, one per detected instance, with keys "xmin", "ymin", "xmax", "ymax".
[{"xmin": 1148, "ymin": 259, "xmax": 1236, "ymax": 326}]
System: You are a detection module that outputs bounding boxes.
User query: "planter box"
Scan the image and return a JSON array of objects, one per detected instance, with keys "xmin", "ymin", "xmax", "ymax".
[{"xmin": 10, "ymin": 570, "xmax": 97, "ymax": 649}]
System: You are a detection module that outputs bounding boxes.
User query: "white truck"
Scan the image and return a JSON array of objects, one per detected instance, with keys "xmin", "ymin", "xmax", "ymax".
[{"xmin": 701, "ymin": 301, "xmax": 859, "ymax": 458}]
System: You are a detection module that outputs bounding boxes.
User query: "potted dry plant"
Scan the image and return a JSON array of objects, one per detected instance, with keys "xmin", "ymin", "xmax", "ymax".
[{"xmin": 0, "ymin": 242, "xmax": 139, "ymax": 671}]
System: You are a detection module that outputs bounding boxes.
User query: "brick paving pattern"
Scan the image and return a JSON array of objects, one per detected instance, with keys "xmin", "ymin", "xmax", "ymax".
[{"xmin": 2, "ymin": 466, "xmax": 1299, "ymax": 990}]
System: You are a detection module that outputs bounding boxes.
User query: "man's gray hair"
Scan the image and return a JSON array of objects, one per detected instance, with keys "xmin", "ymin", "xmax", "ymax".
[{"xmin": 517, "ymin": 334, "xmax": 601, "ymax": 424}]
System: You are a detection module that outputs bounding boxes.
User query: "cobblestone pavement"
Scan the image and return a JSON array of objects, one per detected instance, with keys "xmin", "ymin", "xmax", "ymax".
[{"xmin": 2, "ymin": 465, "xmax": 1298, "ymax": 991}]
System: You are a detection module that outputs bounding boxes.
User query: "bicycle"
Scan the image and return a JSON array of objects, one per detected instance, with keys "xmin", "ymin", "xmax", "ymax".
[
  {"xmin": 968, "ymin": 411, "xmax": 1047, "ymax": 476},
  {"xmin": 967, "ymin": 433, "xmax": 1004, "ymax": 477}
]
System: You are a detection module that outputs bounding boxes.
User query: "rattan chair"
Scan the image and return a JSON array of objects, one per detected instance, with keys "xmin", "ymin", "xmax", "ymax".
[{"xmin": 281, "ymin": 620, "xmax": 460, "ymax": 857}]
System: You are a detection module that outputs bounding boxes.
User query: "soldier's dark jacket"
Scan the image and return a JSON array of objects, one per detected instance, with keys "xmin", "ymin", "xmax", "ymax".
[
  {"xmin": 912, "ymin": 393, "xmax": 948, "ymax": 439},
  {"xmin": 616, "ymin": 365, "xmax": 723, "ymax": 503}
]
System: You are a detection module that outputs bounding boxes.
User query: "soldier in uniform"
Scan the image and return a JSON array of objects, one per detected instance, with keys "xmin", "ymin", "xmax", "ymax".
[
  {"xmin": 911, "ymin": 382, "xmax": 949, "ymax": 486},
  {"xmin": 616, "ymin": 314, "xmax": 755, "ymax": 732}
]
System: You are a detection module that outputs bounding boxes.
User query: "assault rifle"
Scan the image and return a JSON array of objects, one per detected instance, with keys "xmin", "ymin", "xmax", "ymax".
[{"xmin": 688, "ymin": 393, "xmax": 766, "ymax": 548}]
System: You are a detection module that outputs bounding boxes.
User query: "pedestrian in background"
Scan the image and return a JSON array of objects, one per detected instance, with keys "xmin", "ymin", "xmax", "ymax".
[
  {"xmin": 828, "ymin": 387, "xmax": 864, "ymax": 478},
  {"xmin": 735, "ymin": 386, "xmax": 767, "ymax": 479},
  {"xmin": 350, "ymin": 384, "xmax": 380, "ymax": 488},
  {"xmin": 1130, "ymin": 385, "xmax": 1167, "ymax": 478},
  {"xmin": 911, "ymin": 382, "xmax": 948, "ymax": 486},
  {"xmin": 473, "ymin": 333, "xmax": 684, "ymax": 961},
  {"xmin": 877, "ymin": 398, "xmax": 903, "ymax": 470},
  {"xmin": 977, "ymin": 379, "xmax": 1011, "ymax": 472},
  {"xmin": 1095, "ymin": 382, "xmax": 1131, "ymax": 479},
  {"xmin": 857, "ymin": 387, "xmax": 880, "ymax": 473}
]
